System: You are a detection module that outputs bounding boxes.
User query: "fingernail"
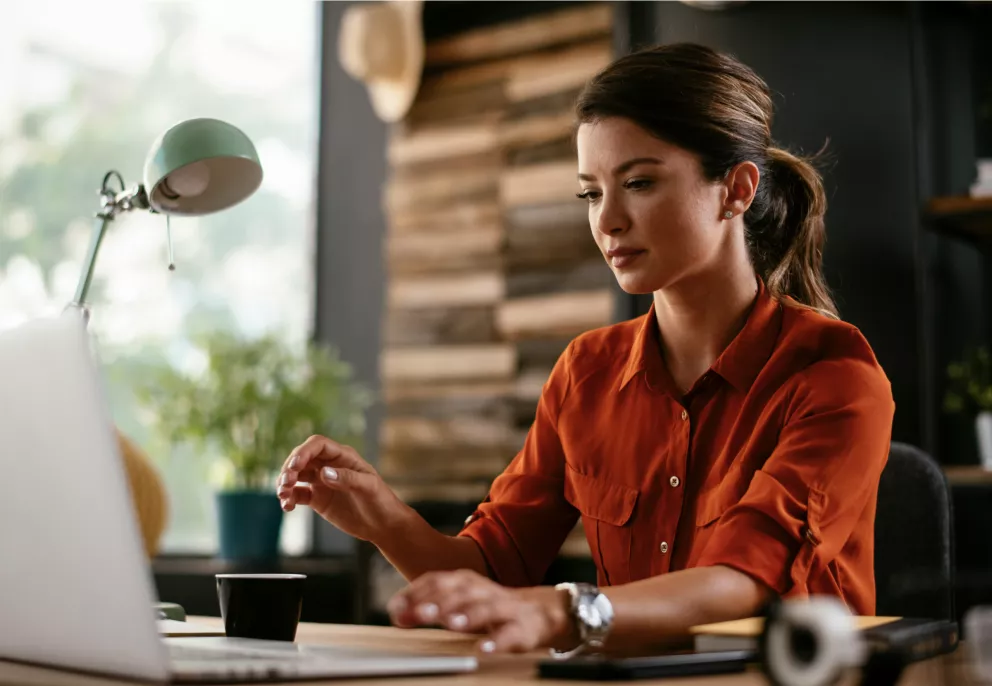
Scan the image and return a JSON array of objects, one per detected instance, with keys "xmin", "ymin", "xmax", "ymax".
[
  {"xmin": 417, "ymin": 603, "xmax": 439, "ymax": 621},
  {"xmin": 280, "ymin": 499, "xmax": 289, "ymax": 510},
  {"xmin": 322, "ymin": 467, "xmax": 338, "ymax": 482},
  {"xmin": 278, "ymin": 473, "xmax": 290, "ymax": 486},
  {"xmin": 447, "ymin": 614, "xmax": 468, "ymax": 630},
  {"xmin": 290, "ymin": 454, "xmax": 301, "ymax": 469},
  {"xmin": 480, "ymin": 640, "xmax": 496, "ymax": 653}
]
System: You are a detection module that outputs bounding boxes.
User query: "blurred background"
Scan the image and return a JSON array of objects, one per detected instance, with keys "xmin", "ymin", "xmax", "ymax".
[{"xmin": 1, "ymin": 0, "xmax": 992, "ymax": 631}]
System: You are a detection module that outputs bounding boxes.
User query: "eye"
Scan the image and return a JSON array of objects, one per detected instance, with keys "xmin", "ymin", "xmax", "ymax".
[
  {"xmin": 576, "ymin": 189, "xmax": 601, "ymax": 203},
  {"xmin": 624, "ymin": 178, "xmax": 653, "ymax": 191}
]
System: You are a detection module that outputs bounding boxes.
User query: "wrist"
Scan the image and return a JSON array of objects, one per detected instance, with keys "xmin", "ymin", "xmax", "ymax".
[
  {"xmin": 549, "ymin": 586, "xmax": 582, "ymax": 651},
  {"xmin": 371, "ymin": 496, "xmax": 420, "ymax": 549}
]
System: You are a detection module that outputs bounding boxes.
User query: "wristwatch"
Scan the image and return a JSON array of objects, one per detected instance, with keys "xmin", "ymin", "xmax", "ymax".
[{"xmin": 548, "ymin": 582, "xmax": 615, "ymax": 660}]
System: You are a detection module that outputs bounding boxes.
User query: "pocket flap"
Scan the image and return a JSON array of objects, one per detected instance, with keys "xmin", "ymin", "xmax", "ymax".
[{"xmin": 564, "ymin": 464, "xmax": 638, "ymax": 526}]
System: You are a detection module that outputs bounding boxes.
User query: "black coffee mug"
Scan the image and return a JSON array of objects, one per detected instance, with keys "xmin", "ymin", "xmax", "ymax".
[{"xmin": 216, "ymin": 573, "xmax": 305, "ymax": 641}]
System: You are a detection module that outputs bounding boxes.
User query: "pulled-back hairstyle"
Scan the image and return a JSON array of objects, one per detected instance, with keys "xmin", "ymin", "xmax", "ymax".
[{"xmin": 575, "ymin": 43, "xmax": 837, "ymax": 317}]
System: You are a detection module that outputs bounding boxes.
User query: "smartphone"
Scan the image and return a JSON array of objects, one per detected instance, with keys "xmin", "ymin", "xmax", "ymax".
[{"xmin": 537, "ymin": 649, "xmax": 754, "ymax": 681}]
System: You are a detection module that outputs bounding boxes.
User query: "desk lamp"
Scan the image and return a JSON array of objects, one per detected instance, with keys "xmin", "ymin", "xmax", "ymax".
[
  {"xmin": 61, "ymin": 117, "xmax": 262, "ymax": 558},
  {"xmin": 66, "ymin": 117, "xmax": 263, "ymax": 322}
]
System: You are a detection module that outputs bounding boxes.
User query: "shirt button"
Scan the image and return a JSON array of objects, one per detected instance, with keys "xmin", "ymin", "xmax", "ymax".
[
  {"xmin": 680, "ymin": 409, "xmax": 688, "ymax": 421},
  {"xmin": 669, "ymin": 476, "xmax": 680, "ymax": 488},
  {"xmin": 659, "ymin": 542, "xmax": 669, "ymax": 554}
]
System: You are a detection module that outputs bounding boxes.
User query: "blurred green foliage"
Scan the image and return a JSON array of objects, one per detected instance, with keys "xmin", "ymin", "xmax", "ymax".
[
  {"xmin": 944, "ymin": 346, "xmax": 992, "ymax": 414},
  {"xmin": 135, "ymin": 333, "xmax": 373, "ymax": 490}
]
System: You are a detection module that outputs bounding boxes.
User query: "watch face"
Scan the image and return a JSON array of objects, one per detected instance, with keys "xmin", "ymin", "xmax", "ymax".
[{"xmin": 592, "ymin": 593, "xmax": 614, "ymax": 621}]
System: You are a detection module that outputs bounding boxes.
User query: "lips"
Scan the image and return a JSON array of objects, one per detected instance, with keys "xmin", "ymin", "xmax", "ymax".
[{"xmin": 606, "ymin": 246, "xmax": 646, "ymax": 269}]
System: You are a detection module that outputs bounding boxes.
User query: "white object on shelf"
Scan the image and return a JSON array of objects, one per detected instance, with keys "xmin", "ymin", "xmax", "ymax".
[{"xmin": 976, "ymin": 412, "xmax": 992, "ymax": 470}]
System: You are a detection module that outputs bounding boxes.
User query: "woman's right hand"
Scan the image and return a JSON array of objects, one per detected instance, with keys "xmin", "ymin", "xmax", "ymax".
[{"xmin": 276, "ymin": 435, "xmax": 410, "ymax": 544}]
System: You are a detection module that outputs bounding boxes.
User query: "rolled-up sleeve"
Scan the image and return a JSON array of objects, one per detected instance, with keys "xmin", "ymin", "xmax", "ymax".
[
  {"xmin": 695, "ymin": 342, "xmax": 895, "ymax": 600},
  {"xmin": 458, "ymin": 343, "xmax": 580, "ymax": 587}
]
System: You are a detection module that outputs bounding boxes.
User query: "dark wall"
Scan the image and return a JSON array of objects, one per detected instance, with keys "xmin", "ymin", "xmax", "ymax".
[
  {"xmin": 313, "ymin": 2, "xmax": 388, "ymax": 554},
  {"xmin": 625, "ymin": 1, "xmax": 924, "ymax": 446}
]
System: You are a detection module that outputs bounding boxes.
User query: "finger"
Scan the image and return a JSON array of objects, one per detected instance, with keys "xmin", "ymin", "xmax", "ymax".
[
  {"xmin": 390, "ymin": 571, "xmax": 490, "ymax": 627},
  {"xmin": 482, "ymin": 621, "xmax": 538, "ymax": 654},
  {"xmin": 442, "ymin": 599, "xmax": 513, "ymax": 634},
  {"xmin": 278, "ymin": 484, "xmax": 312, "ymax": 511},
  {"xmin": 281, "ymin": 436, "xmax": 373, "ymax": 487}
]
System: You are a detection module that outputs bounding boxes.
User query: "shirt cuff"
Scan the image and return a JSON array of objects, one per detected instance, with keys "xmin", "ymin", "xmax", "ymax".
[{"xmin": 458, "ymin": 513, "xmax": 534, "ymax": 588}]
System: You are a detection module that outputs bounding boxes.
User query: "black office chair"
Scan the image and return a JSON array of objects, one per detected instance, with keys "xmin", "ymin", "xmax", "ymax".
[{"xmin": 873, "ymin": 441, "xmax": 954, "ymax": 620}]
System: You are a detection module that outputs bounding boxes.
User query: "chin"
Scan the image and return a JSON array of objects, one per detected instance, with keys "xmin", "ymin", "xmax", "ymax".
[{"xmin": 613, "ymin": 271, "xmax": 662, "ymax": 295}]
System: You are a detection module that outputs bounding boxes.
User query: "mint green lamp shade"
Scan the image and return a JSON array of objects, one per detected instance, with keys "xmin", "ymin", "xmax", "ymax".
[{"xmin": 143, "ymin": 117, "xmax": 263, "ymax": 216}]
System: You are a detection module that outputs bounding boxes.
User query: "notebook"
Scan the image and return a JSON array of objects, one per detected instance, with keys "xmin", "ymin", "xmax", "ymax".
[{"xmin": 690, "ymin": 616, "xmax": 900, "ymax": 653}]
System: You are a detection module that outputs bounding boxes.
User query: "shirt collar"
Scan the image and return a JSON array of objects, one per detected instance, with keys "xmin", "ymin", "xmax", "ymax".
[{"xmin": 618, "ymin": 278, "xmax": 782, "ymax": 394}]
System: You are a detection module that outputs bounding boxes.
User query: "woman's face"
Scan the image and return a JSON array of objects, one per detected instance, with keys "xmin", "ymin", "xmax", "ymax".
[{"xmin": 576, "ymin": 117, "xmax": 732, "ymax": 295}]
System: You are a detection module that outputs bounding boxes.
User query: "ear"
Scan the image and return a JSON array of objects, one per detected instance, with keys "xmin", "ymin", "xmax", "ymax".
[{"xmin": 722, "ymin": 161, "xmax": 760, "ymax": 218}]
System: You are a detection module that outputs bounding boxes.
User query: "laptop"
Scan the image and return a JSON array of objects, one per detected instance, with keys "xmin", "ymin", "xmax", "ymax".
[{"xmin": 0, "ymin": 314, "xmax": 478, "ymax": 682}]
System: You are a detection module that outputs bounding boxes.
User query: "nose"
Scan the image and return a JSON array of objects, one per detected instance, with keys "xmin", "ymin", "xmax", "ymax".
[{"xmin": 594, "ymin": 192, "xmax": 629, "ymax": 236}]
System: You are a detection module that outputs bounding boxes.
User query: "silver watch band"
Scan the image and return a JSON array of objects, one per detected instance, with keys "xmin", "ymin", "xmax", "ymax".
[{"xmin": 548, "ymin": 582, "xmax": 615, "ymax": 660}]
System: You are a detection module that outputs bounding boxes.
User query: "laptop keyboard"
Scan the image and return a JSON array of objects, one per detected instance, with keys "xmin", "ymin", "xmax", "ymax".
[
  {"xmin": 169, "ymin": 644, "xmax": 304, "ymax": 683},
  {"xmin": 169, "ymin": 644, "xmax": 302, "ymax": 662}
]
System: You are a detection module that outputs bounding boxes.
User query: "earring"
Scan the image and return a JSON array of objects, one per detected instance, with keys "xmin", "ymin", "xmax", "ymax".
[{"xmin": 723, "ymin": 210, "xmax": 733, "ymax": 219}]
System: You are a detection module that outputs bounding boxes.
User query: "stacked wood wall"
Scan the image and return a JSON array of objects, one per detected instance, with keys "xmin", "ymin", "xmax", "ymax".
[{"xmin": 373, "ymin": 9, "xmax": 614, "ymax": 607}]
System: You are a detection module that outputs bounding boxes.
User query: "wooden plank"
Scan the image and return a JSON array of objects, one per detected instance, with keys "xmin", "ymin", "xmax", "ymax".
[
  {"xmin": 380, "ymin": 416, "xmax": 523, "ymax": 450},
  {"xmin": 385, "ymin": 161, "xmax": 499, "ymax": 213},
  {"xmin": 379, "ymin": 448, "xmax": 515, "ymax": 481},
  {"xmin": 501, "ymin": 160, "xmax": 577, "ymax": 208},
  {"xmin": 506, "ymin": 258, "xmax": 611, "ymax": 297},
  {"xmin": 388, "ymin": 271, "xmax": 506, "ymax": 309},
  {"xmin": 405, "ymin": 80, "xmax": 507, "ymax": 127},
  {"xmin": 425, "ymin": 4, "xmax": 612, "ymax": 67},
  {"xmin": 384, "ymin": 393, "xmax": 515, "ymax": 422},
  {"xmin": 381, "ymin": 344, "xmax": 517, "ymax": 383},
  {"xmin": 499, "ymin": 111, "xmax": 575, "ymax": 150},
  {"xmin": 560, "ymin": 522, "xmax": 592, "ymax": 558},
  {"xmin": 517, "ymin": 339, "xmax": 572, "ymax": 369},
  {"xmin": 497, "ymin": 289, "xmax": 614, "ymax": 340},
  {"xmin": 387, "ymin": 224, "xmax": 504, "ymax": 275},
  {"xmin": 943, "ymin": 465, "xmax": 992, "ymax": 486},
  {"xmin": 390, "ymin": 200, "xmax": 501, "ymax": 234},
  {"xmin": 419, "ymin": 39, "xmax": 609, "ymax": 102},
  {"xmin": 507, "ymin": 139, "xmax": 576, "ymax": 167},
  {"xmin": 384, "ymin": 379, "xmax": 517, "ymax": 404},
  {"xmin": 389, "ymin": 481, "xmax": 491, "ymax": 505},
  {"xmin": 388, "ymin": 121, "xmax": 500, "ymax": 167},
  {"xmin": 506, "ymin": 41, "xmax": 612, "ymax": 103},
  {"xmin": 383, "ymin": 306, "xmax": 497, "ymax": 347}
]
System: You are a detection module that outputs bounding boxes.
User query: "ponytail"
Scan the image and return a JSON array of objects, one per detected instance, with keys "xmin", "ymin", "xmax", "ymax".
[{"xmin": 745, "ymin": 146, "xmax": 837, "ymax": 318}]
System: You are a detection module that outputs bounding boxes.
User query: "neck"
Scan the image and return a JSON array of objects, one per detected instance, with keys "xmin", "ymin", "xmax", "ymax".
[{"xmin": 651, "ymin": 251, "xmax": 759, "ymax": 395}]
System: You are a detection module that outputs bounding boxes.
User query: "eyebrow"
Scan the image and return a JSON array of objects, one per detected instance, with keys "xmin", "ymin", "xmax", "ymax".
[{"xmin": 577, "ymin": 157, "xmax": 664, "ymax": 182}]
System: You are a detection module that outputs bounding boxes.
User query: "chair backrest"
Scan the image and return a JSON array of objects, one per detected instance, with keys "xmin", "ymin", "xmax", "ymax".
[{"xmin": 874, "ymin": 442, "xmax": 954, "ymax": 620}]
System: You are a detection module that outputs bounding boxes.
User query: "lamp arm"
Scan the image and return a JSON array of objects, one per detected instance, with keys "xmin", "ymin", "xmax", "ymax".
[{"xmin": 64, "ymin": 171, "xmax": 151, "ymax": 321}]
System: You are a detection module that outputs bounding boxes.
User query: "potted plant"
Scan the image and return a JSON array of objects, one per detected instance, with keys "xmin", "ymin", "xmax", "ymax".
[
  {"xmin": 136, "ymin": 332, "xmax": 372, "ymax": 561},
  {"xmin": 944, "ymin": 346, "xmax": 992, "ymax": 470}
]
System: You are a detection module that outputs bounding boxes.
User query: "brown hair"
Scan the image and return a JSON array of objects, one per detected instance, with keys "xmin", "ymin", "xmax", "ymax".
[{"xmin": 575, "ymin": 43, "xmax": 837, "ymax": 318}]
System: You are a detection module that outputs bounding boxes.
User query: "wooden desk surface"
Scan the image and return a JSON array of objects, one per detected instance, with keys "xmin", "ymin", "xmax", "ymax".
[{"xmin": 0, "ymin": 617, "xmax": 971, "ymax": 686}]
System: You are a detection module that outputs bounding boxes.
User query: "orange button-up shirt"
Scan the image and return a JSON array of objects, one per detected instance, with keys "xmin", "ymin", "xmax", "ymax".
[{"xmin": 459, "ymin": 280, "xmax": 894, "ymax": 615}]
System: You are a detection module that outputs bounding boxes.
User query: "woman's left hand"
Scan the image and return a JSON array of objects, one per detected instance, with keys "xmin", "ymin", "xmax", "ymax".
[{"xmin": 386, "ymin": 570, "xmax": 576, "ymax": 654}]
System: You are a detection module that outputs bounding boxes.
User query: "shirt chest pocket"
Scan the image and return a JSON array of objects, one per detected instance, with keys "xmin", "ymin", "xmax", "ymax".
[{"xmin": 563, "ymin": 464, "xmax": 638, "ymax": 587}]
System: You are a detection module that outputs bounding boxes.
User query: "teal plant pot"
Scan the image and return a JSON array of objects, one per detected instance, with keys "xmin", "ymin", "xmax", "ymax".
[{"xmin": 216, "ymin": 491, "xmax": 284, "ymax": 562}]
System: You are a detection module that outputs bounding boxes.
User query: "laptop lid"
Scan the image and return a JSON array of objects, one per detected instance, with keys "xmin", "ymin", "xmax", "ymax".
[{"xmin": 0, "ymin": 315, "xmax": 169, "ymax": 682}]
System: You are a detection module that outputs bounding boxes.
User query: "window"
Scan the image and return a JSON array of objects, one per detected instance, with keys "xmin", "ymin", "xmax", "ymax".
[{"xmin": 0, "ymin": 2, "xmax": 320, "ymax": 553}]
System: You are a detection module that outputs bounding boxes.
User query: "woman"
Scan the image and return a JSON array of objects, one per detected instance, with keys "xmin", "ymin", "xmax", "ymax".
[{"xmin": 277, "ymin": 43, "xmax": 894, "ymax": 656}]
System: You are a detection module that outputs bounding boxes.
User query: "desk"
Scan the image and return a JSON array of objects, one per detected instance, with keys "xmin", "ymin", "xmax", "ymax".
[{"xmin": 0, "ymin": 617, "xmax": 970, "ymax": 686}]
